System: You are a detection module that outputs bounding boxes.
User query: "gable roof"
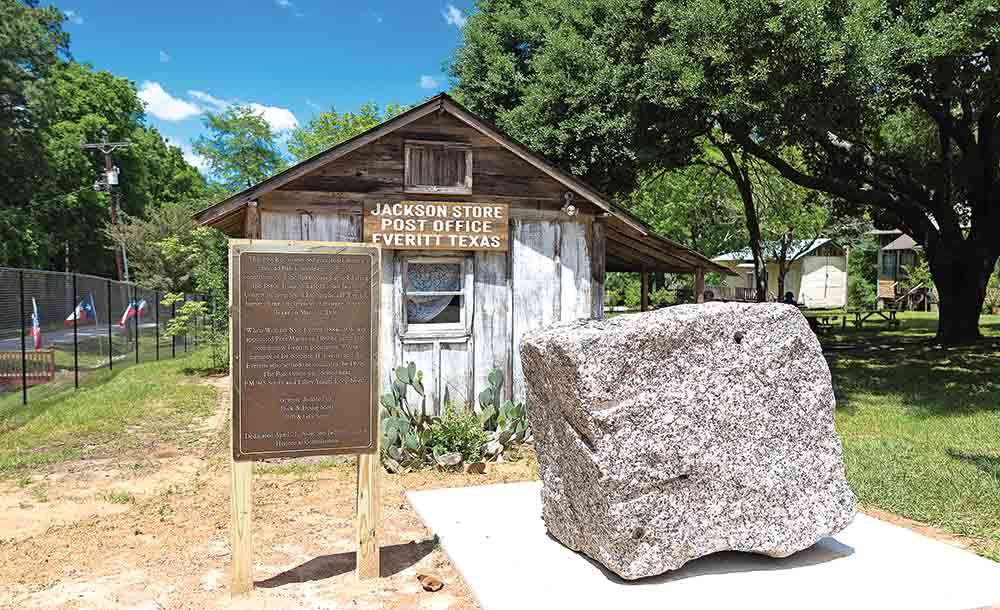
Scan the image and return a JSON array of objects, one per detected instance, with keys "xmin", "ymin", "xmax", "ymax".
[
  {"xmin": 713, "ymin": 238, "xmax": 840, "ymax": 263},
  {"xmin": 883, "ymin": 234, "xmax": 919, "ymax": 251},
  {"xmin": 193, "ymin": 93, "xmax": 731, "ymax": 275}
]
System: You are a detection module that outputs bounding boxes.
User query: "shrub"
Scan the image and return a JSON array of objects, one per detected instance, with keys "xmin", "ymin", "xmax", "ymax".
[{"xmin": 427, "ymin": 406, "xmax": 488, "ymax": 465}]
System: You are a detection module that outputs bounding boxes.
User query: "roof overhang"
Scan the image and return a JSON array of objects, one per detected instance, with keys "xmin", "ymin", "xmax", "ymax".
[{"xmin": 194, "ymin": 93, "xmax": 731, "ymax": 275}]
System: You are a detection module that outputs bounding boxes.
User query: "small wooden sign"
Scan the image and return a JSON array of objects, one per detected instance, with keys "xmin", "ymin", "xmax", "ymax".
[
  {"xmin": 228, "ymin": 240, "xmax": 382, "ymax": 595},
  {"xmin": 363, "ymin": 200, "xmax": 509, "ymax": 251}
]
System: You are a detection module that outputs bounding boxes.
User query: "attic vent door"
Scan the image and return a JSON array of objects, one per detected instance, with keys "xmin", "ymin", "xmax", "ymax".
[{"xmin": 404, "ymin": 140, "xmax": 473, "ymax": 195}]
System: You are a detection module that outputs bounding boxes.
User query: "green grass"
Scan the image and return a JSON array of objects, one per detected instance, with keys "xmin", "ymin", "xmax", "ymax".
[
  {"xmin": 0, "ymin": 349, "xmax": 218, "ymax": 472},
  {"xmin": 253, "ymin": 457, "xmax": 346, "ymax": 475},
  {"xmin": 98, "ymin": 489, "xmax": 135, "ymax": 504},
  {"xmin": 826, "ymin": 312, "xmax": 1000, "ymax": 560}
]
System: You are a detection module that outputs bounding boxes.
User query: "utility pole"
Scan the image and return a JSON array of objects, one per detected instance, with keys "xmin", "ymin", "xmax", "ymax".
[{"xmin": 82, "ymin": 130, "xmax": 132, "ymax": 281}]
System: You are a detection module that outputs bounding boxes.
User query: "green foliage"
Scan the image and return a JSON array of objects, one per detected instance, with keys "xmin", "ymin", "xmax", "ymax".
[
  {"xmin": 193, "ymin": 105, "xmax": 286, "ymax": 191},
  {"xmin": 451, "ymin": 0, "xmax": 1000, "ymax": 340},
  {"xmin": 629, "ymin": 163, "xmax": 746, "ymax": 258},
  {"xmin": 0, "ymin": 5, "xmax": 208, "ymax": 276},
  {"xmin": 476, "ymin": 368, "xmax": 530, "ymax": 458},
  {"xmin": 380, "ymin": 363, "xmax": 531, "ymax": 471},
  {"xmin": 161, "ymin": 294, "xmax": 227, "ymax": 372},
  {"xmin": 901, "ymin": 253, "xmax": 935, "ymax": 293},
  {"xmin": 847, "ymin": 233, "xmax": 881, "ymax": 309},
  {"xmin": 288, "ymin": 102, "xmax": 408, "ymax": 161},
  {"xmin": 427, "ymin": 406, "xmax": 488, "ymax": 465},
  {"xmin": 379, "ymin": 362, "xmax": 432, "ymax": 473}
]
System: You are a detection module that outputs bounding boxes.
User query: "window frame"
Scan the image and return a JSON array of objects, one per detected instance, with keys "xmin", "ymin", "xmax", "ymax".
[
  {"xmin": 400, "ymin": 254, "xmax": 474, "ymax": 340},
  {"xmin": 403, "ymin": 140, "xmax": 474, "ymax": 195}
]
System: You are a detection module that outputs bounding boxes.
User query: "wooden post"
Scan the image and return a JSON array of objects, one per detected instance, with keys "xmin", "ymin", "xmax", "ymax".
[
  {"xmin": 695, "ymin": 267, "xmax": 706, "ymax": 303},
  {"xmin": 230, "ymin": 459, "xmax": 253, "ymax": 594},
  {"xmin": 244, "ymin": 201, "xmax": 261, "ymax": 239},
  {"xmin": 356, "ymin": 450, "xmax": 381, "ymax": 580},
  {"xmin": 640, "ymin": 268, "xmax": 649, "ymax": 312},
  {"xmin": 229, "ymin": 247, "xmax": 254, "ymax": 596}
]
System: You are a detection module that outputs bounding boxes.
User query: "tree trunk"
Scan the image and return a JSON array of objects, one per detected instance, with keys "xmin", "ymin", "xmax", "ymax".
[
  {"xmin": 717, "ymin": 142, "xmax": 768, "ymax": 302},
  {"xmin": 926, "ymin": 236, "xmax": 997, "ymax": 344}
]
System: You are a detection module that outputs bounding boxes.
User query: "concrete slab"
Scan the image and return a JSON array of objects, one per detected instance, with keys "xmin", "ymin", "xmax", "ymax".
[{"xmin": 408, "ymin": 482, "xmax": 1000, "ymax": 610}]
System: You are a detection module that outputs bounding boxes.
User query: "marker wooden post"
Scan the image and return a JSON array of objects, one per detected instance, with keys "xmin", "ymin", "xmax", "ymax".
[
  {"xmin": 229, "ymin": 246, "xmax": 254, "ymax": 595},
  {"xmin": 228, "ymin": 240, "xmax": 381, "ymax": 596},
  {"xmin": 356, "ymin": 434, "xmax": 381, "ymax": 580}
]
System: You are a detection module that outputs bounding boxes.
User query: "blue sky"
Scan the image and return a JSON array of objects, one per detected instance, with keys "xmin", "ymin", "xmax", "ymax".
[{"xmin": 51, "ymin": 1, "xmax": 472, "ymax": 170}]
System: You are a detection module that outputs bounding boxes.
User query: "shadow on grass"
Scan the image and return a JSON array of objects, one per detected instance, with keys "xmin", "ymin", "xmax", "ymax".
[
  {"xmin": 946, "ymin": 449, "xmax": 1000, "ymax": 479},
  {"xmin": 825, "ymin": 332, "xmax": 1000, "ymax": 418},
  {"xmin": 255, "ymin": 538, "xmax": 438, "ymax": 587}
]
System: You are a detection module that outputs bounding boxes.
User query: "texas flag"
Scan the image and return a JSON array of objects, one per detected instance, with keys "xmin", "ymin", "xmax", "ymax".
[
  {"xmin": 118, "ymin": 299, "xmax": 148, "ymax": 328},
  {"xmin": 65, "ymin": 292, "xmax": 97, "ymax": 326},
  {"xmin": 30, "ymin": 298, "xmax": 42, "ymax": 351}
]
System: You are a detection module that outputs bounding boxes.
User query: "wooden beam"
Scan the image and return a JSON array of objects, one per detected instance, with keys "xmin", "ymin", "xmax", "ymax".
[
  {"xmin": 607, "ymin": 225, "xmax": 702, "ymax": 271},
  {"xmin": 695, "ymin": 267, "xmax": 706, "ymax": 303},
  {"xmin": 640, "ymin": 268, "xmax": 649, "ymax": 312},
  {"xmin": 243, "ymin": 201, "xmax": 260, "ymax": 239},
  {"xmin": 591, "ymin": 216, "xmax": 606, "ymax": 320},
  {"xmin": 356, "ymin": 452, "xmax": 381, "ymax": 579}
]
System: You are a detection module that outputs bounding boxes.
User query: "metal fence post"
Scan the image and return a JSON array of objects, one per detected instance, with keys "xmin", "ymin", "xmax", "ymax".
[
  {"xmin": 171, "ymin": 301, "xmax": 176, "ymax": 358},
  {"xmin": 134, "ymin": 284, "xmax": 139, "ymax": 365},
  {"xmin": 107, "ymin": 280, "xmax": 113, "ymax": 371},
  {"xmin": 155, "ymin": 291, "xmax": 160, "ymax": 361},
  {"xmin": 19, "ymin": 270, "xmax": 27, "ymax": 406},
  {"xmin": 73, "ymin": 273, "xmax": 79, "ymax": 389}
]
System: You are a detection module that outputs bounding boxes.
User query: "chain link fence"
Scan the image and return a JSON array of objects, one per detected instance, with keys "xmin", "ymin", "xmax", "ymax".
[{"xmin": 0, "ymin": 267, "xmax": 210, "ymax": 405}]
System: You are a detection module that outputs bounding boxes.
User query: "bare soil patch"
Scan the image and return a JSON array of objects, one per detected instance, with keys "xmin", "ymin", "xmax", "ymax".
[{"xmin": 0, "ymin": 375, "xmax": 536, "ymax": 610}]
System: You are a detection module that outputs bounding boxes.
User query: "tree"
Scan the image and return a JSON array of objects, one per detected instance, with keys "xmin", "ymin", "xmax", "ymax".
[
  {"xmin": 288, "ymin": 102, "xmax": 407, "ymax": 161},
  {"xmin": 193, "ymin": 105, "xmax": 286, "ymax": 191},
  {"xmin": 628, "ymin": 162, "xmax": 745, "ymax": 259},
  {"xmin": 645, "ymin": 0, "xmax": 999, "ymax": 341},
  {"xmin": 451, "ymin": 0, "xmax": 1000, "ymax": 342},
  {"xmin": 751, "ymin": 161, "xmax": 832, "ymax": 302},
  {"xmin": 0, "ymin": 0, "xmax": 68, "ymax": 266}
]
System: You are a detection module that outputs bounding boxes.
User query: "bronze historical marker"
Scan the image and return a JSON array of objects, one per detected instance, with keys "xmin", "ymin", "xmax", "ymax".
[{"xmin": 231, "ymin": 241, "xmax": 380, "ymax": 460}]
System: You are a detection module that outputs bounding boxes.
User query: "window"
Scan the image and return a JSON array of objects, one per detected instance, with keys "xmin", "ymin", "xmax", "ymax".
[
  {"xmin": 897, "ymin": 250, "xmax": 917, "ymax": 278},
  {"xmin": 404, "ymin": 140, "xmax": 473, "ymax": 194},
  {"xmin": 403, "ymin": 257, "xmax": 470, "ymax": 336},
  {"xmin": 881, "ymin": 251, "xmax": 899, "ymax": 279}
]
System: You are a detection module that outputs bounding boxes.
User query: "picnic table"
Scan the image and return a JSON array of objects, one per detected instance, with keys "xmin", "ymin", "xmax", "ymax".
[{"xmin": 806, "ymin": 309, "xmax": 900, "ymax": 330}]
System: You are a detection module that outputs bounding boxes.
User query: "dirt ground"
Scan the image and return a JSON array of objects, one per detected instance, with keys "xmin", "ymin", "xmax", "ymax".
[
  {"xmin": 0, "ymin": 375, "xmax": 983, "ymax": 610},
  {"xmin": 0, "ymin": 376, "xmax": 536, "ymax": 610}
]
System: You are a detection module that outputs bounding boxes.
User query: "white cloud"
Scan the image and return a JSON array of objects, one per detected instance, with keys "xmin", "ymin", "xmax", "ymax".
[
  {"xmin": 188, "ymin": 90, "xmax": 229, "ymax": 111},
  {"xmin": 166, "ymin": 138, "xmax": 209, "ymax": 172},
  {"xmin": 159, "ymin": 50, "xmax": 171, "ymax": 63},
  {"xmin": 141, "ymin": 83, "xmax": 298, "ymax": 132},
  {"xmin": 419, "ymin": 75, "xmax": 440, "ymax": 90},
  {"xmin": 63, "ymin": 10, "xmax": 84, "ymax": 25},
  {"xmin": 138, "ymin": 82, "xmax": 203, "ymax": 121},
  {"xmin": 247, "ymin": 103, "xmax": 300, "ymax": 132},
  {"xmin": 442, "ymin": 4, "xmax": 467, "ymax": 27}
]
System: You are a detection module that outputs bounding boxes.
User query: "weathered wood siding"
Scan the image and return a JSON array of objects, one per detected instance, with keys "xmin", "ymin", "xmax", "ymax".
[
  {"xmin": 248, "ymin": 111, "xmax": 609, "ymax": 410},
  {"xmin": 472, "ymin": 251, "xmax": 512, "ymax": 404},
  {"xmin": 278, "ymin": 112, "xmax": 566, "ymax": 203}
]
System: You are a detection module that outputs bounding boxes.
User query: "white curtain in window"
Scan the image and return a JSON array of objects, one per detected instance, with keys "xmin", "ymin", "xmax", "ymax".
[{"xmin": 406, "ymin": 263, "xmax": 461, "ymax": 322}]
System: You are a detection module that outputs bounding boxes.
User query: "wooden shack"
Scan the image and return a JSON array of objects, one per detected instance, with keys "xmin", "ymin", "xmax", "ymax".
[{"xmin": 196, "ymin": 94, "xmax": 729, "ymax": 411}]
